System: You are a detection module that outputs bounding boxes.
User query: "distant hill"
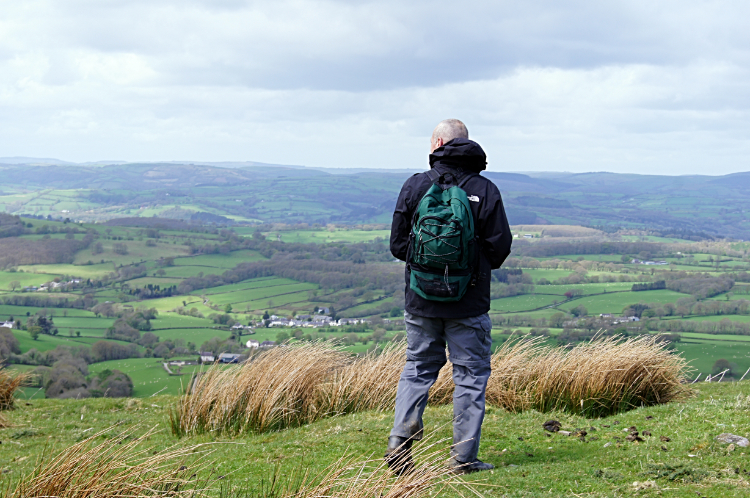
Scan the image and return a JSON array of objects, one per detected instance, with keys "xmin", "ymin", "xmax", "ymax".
[{"xmin": 0, "ymin": 161, "xmax": 748, "ymax": 239}]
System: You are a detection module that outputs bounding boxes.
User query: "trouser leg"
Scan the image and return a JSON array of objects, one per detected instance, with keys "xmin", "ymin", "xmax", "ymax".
[
  {"xmin": 444, "ymin": 313, "xmax": 493, "ymax": 462},
  {"xmin": 451, "ymin": 362, "xmax": 491, "ymax": 462},
  {"xmin": 390, "ymin": 359, "xmax": 445, "ymax": 439},
  {"xmin": 390, "ymin": 312, "xmax": 447, "ymax": 440}
]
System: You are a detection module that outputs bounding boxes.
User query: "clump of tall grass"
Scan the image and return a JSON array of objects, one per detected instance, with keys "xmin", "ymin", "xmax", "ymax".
[
  {"xmin": 488, "ymin": 335, "xmax": 691, "ymax": 417},
  {"xmin": 3, "ymin": 427, "xmax": 213, "ymax": 498},
  {"xmin": 171, "ymin": 342, "xmax": 352, "ymax": 436},
  {"xmin": 0, "ymin": 366, "xmax": 28, "ymax": 411},
  {"xmin": 172, "ymin": 335, "xmax": 691, "ymax": 437}
]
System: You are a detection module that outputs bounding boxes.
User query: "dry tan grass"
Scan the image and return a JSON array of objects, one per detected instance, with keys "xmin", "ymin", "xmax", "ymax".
[
  {"xmin": 172, "ymin": 335, "xmax": 691, "ymax": 436},
  {"xmin": 3, "ymin": 427, "xmax": 213, "ymax": 498},
  {"xmin": 0, "ymin": 366, "xmax": 28, "ymax": 411},
  {"xmin": 171, "ymin": 342, "xmax": 352, "ymax": 436}
]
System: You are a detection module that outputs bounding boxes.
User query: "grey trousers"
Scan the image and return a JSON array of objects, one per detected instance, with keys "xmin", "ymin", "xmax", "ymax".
[{"xmin": 390, "ymin": 311, "xmax": 492, "ymax": 463}]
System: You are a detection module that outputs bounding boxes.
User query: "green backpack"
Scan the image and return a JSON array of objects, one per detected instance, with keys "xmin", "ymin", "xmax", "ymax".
[{"xmin": 407, "ymin": 169, "xmax": 478, "ymax": 301}]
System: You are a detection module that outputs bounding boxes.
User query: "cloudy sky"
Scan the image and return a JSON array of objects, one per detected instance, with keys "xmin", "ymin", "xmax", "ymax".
[{"xmin": 1, "ymin": 0, "xmax": 749, "ymax": 174}]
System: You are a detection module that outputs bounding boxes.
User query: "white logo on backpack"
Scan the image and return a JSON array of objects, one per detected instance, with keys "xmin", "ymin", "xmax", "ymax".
[{"xmin": 467, "ymin": 195, "xmax": 480, "ymax": 202}]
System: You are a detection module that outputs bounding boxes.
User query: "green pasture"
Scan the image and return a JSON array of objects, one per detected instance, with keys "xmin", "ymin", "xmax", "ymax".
[
  {"xmin": 520, "ymin": 269, "xmax": 575, "ymax": 282},
  {"xmin": 9, "ymin": 329, "xmax": 106, "ymax": 353},
  {"xmin": 491, "ymin": 294, "xmax": 560, "ymax": 313},
  {"xmin": 158, "ymin": 265, "xmax": 221, "ymax": 278},
  {"xmin": 559, "ymin": 289, "xmax": 684, "ymax": 315},
  {"xmin": 205, "ymin": 283, "xmax": 317, "ymax": 307},
  {"xmin": 678, "ymin": 332, "xmax": 750, "ymax": 342},
  {"xmin": 256, "ymin": 229, "xmax": 390, "ymax": 244},
  {"xmin": 0, "ymin": 271, "xmax": 62, "ymax": 289},
  {"xmin": 537, "ymin": 282, "xmax": 636, "ymax": 295},
  {"xmin": 125, "ymin": 276, "xmax": 184, "ymax": 287},
  {"xmin": 675, "ymin": 340, "xmax": 750, "ymax": 377},
  {"xmin": 341, "ymin": 296, "xmax": 393, "ymax": 315},
  {"xmin": 196, "ymin": 277, "xmax": 290, "ymax": 296},
  {"xmin": 87, "ymin": 358, "xmax": 200, "ymax": 397},
  {"xmin": 50, "ymin": 316, "xmax": 116, "ymax": 334},
  {"xmin": 148, "ymin": 328, "xmax": 227, "ymax": 346},
  {"xmin": 139, "ymin": 295, "xmax": 205, "ymax": 312},
  {"xmin": 72, "ymin": 240, "xmax": 189, "ymax": 266},
  {"xmin": 661, "ymin": 314, "xmax": 750, "ymax": 323},
  {"xmin": 172, "ymin": 250, "xmax": 266, "ymax": 268},
  {"xmin": 238, "ymin": 290, "xmax": 316, "ymax": 312},
  {"xmin": 16, "ymin": 263, "xmax": 115, "ymax": 279},
  {"xmin": 535, "ymin": 254, "xmax": 625, "ymax": 263},
  {"xmin": 152, "ymin": 313, "xmax": 216, "ymax": 329},
  {"xmin": 0, "ymin": 305, "xmax": 97, "ymax": 319}
]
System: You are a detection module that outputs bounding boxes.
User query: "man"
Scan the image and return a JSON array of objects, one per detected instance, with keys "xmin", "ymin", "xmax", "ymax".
[{"xmin": 386, "ymin": 119, "xmax": 512, "ymax": 474}]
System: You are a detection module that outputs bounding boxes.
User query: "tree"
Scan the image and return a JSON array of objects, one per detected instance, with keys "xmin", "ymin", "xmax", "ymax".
[
  {"xmin": 9, "ymin": 280, "xmax": 20, "ymax": 291},
  {"xmin": 28, "ymin": 325, "xmax": 41, "ymax": 341},
  {"xmin": 112, "ymin": 242, "xmax": 128, "ymax": 255},
  {"xmin": 712, "ymin": 358, "xmax": 735, "ymax": 377},
  {"xmin": 570, "ymin": 305, "xmax": 588, "ymax": 317},
  {"xmin": 225, "ymin": 304, "xmax": 233, "ymax": 313}
]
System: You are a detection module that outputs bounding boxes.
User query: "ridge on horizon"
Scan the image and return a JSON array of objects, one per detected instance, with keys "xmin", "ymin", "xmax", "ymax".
[{"xmin": 3, "ymin": 156, "xmax": 749, "ymax": 178}]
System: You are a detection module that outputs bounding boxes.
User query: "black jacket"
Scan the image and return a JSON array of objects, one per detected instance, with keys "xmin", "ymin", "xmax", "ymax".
[{"xmin": 390, "ymin": 138, "xmax": 513, "ymax": 318}]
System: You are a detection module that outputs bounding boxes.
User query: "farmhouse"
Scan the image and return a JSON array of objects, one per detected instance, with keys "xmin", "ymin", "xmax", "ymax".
[
  {"xmin": 260, "ymin": 340, "xmax": 276, "ymax": 348},
  {"xmin": 1, "ymin": 320, "xmax": 14, "ymax": 329},
  {"xmin": 198, "ymin": 352, "xmax": 215, "ymax": 363},
  {"xmin": 245, "ymin": 339, "xmax": 260, "ymax": 348},
  {"xmin": 218, "ymin": 353, "xmax": 241, "ymax": 363}
]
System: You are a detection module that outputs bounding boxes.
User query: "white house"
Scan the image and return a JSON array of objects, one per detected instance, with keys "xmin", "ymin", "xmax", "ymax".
[
  {"xmin": 199, "ymin": 352, "xmax": 215, "ymax": 363},
  {"xmin": 245, "ymin": 339, "xmax": 260, "ymax": 349},
  {"xmin": 0, "ymin": 320, "xmax": 13, "ymax": 329}
]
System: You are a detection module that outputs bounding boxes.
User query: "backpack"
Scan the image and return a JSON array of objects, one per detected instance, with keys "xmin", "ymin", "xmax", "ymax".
[{"xmin": 407, "ymin": 169, "xmax": 478, "ymax": 302}]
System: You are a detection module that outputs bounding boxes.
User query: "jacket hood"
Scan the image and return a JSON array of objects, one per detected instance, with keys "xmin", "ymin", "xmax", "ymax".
[{"xmin": 429, "ymin": 138, "xmax": 487, "ymax": 172}]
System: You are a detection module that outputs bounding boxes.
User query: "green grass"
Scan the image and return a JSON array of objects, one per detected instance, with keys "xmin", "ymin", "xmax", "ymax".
[
  {"xmin": 675, "ymin": 339, "xmax": 750, "ymax": 378},
  {"xmin": 256, "ymin": 228, "xmax": 390, "ymax": 244},
  {"xmin": 491, "ymin": 294, "xmax": 561, "ymax": 312},
  {"xmin": 9, "ymin": 329, "xmax": 108, "ymax": 352},
  {"xmin": 538, "ymin": 282, "xmax": 638, "ymax": 295},
  {"xmin": 1, "ymin": 383, "xmax": 748, "ymax": 497},
  {"xmin": 205, "ymin": 283, "xmax": 317, "ymax": 306},
  {"xmin": 559, "ymin": 289, "xmax": 685, "ymax": 315},
  {"xmin": 87, "ymin": 358, "xmax": 200, "ymax": 397},
  {"xmin": 16, "ymin": 263, "xmax": 115, "ymax": 279},
  {"xmin": 172, "ymin": 250, "xmax": 266, "ymax": 268},
  {"xmin": 194, "ymin": 277, "xmax": 291, "ymax": 296}
]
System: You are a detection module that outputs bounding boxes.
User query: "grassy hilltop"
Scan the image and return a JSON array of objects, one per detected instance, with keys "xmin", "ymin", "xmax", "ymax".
[{"xmin": 0, "ymin": 382, "xmax": 748, "ymax": 497}]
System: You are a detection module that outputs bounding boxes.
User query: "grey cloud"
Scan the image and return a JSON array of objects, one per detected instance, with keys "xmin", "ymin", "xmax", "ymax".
[{"xmin": 12, "ymin": 1, "xmax": 750, "ymax": 91}]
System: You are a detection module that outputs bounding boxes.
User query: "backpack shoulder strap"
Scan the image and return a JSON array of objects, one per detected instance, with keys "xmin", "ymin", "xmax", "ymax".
[
  {"xmin": 425, "ymin": 169, "xmax": 440, "ymax": 183},
  {"xmin": 456, "ymin": 170, "xmax": 478, "ymax": 188}
]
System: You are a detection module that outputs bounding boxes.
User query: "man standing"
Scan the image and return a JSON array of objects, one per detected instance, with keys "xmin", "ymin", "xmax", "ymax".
[{"xmin": 386, "ymin": 119, "xmax": 512, "ymax": 474}]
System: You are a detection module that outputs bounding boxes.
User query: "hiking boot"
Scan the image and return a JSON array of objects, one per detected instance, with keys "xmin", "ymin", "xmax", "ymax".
[
  {"xmin": 447, "ymin": 457, "xmax": 495, "ymax": 475},
  {"xmin": 384, "ymin": 436, "xmax": 414, "ymax": 476}
]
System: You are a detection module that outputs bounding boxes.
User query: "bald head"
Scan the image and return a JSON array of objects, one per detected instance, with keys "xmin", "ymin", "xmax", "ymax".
[{"xmin": 430, "ymin": 119, "xmax": 469, "ymax": 153}]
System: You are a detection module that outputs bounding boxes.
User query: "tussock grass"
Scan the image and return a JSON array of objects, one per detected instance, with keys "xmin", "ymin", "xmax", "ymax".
[
  {"xmin": 171, "ymin": 343, "xmax": 352, "ymax": 436},
  {"xmin": 0, "ymin": 366, "xmax": 28, "ymax": 411},
  {"xmin": 172, "ymin": 335, "xmax": 691, "ymax": 436},
  {"xmin": 3, "ymin": 427, "xmax": 213, "ymax": 498},
  {"xmin": 488, "ymin": 335, "xmax": 692, "ymax": 417}
]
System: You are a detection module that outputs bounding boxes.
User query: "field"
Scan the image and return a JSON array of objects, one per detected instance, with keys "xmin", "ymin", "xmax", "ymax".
[
  {"xmin": 1, "ymin": 382, "xmax": 748, "ymax": 497},
  {"xmin": 1, "ymin": 216, "xmax": 750, "ymax": 403}
]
